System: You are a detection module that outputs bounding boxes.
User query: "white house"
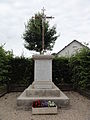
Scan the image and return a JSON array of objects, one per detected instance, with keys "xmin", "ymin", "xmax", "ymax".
[{"xmin": 57, "ymin": 40, "xmax": 87, "ymax": 57}]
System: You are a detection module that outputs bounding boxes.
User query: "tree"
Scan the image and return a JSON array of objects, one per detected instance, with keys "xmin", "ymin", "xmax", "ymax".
[
  {"xmin": 23, "ymin": 12, "xmax": 59, "ymax": 54},
  {"xmin": 0, "ymin": 45, "xmax": 13, "ymax": 84}
]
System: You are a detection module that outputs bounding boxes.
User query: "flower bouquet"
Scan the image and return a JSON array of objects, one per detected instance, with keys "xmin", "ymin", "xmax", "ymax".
[
  {"xmin": 32, "ymin": 100, "xmax": 56, "ymax": 108},
  {"xmin": 32, "ymin": 100, "xmax": 57, "ymax": 114}
]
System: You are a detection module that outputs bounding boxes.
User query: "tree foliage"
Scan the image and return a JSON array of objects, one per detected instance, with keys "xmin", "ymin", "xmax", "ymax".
[
  {"xmin": 0, "ymin": 45, "xmax": 13, "ymax": 84},
  {"xmin": 70, "ymin": 48, "xmax": 90, "ymax": 90},
  {"xmin": 23, "ymin": 12, "xmax": 59, "ymax": 53}
]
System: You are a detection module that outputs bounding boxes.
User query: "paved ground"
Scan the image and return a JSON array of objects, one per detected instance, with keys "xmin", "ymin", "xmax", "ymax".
[{"xmin": 0, "ymin": 91, "xmax": 90, "ymax": 120}]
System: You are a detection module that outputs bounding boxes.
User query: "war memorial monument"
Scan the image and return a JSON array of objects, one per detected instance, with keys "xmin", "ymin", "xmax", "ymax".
[{"xmin": 17, "ymin": 8, "xmax": 70, "ymax": 112}]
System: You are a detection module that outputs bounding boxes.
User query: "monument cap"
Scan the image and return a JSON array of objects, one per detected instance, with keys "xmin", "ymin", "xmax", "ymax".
[{"xmin": 32, "ymin": 55, "xmax": 54, "ymax": 60}]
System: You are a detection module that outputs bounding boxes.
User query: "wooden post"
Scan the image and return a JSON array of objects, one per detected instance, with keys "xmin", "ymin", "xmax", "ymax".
[{"xmin": 33, "ymin": 7, "xmax": 54, "ymax": 54}]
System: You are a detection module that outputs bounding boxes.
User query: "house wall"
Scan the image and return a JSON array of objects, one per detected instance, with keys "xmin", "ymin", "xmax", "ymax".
[{"xmin": 58, "ymin": 41, "xmax": 84, "ymax": 57}]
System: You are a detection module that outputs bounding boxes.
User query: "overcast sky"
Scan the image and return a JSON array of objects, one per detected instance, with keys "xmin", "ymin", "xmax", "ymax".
[{"xmin": 0, "ymin": 0, "xmax": 90, "ymax": 57}]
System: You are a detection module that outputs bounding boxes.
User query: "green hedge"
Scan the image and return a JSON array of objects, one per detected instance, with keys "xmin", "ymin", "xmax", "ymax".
[
  {"xmin": 0, "ymin": 45, "xmax": 13, "ymax": 85},
  {"xmin": 52, "ymin": 57, "xmax": 72, "ymax": 84},
  {"xmin": 70, "ymin": 48, "xmax": 90, "ymax": 90},
  {"xmin": 7, "ymin": 57, "xmax": 34, "ymax": 86},
  {"xmin": 0, "ymin": 46, "xmax": 90, "ymax": 91},
  {"xmin": 6, "ymin": 57, "xmax": 72, "ymax": 87},
  {"xmin": 2, "ymin": 56, "xmax": 72, "ymax": 87}
]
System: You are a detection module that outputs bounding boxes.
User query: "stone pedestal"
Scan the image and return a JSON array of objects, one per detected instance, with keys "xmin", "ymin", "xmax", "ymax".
[
  {"xmin": 17, "ymin": 55, "xmax": 70, "ymax": 109},
  {"xmin": 33, "ymin": 55, "xmax": 53, "ymax": 89}
]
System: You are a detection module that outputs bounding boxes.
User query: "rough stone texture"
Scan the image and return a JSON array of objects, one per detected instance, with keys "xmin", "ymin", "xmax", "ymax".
[{"xmin": 0, "ymin": 91, "xmax": 90, "ymax": 120}]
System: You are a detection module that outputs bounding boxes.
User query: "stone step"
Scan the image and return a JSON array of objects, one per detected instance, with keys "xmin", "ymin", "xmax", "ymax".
[
  {"xmin": 26, "ymin": 89, "xmax": 60, "ymax": 97},
  {"xmin": 26, "ymin": 83, "xmax": 61, "ymax": 97},
  {"xmin": 17, "ymin": 90, "xmax": 70, "ymax": 108},
  {"xmin": 32, "ymin": 81, "xmax": 53, "ymax": 89}
]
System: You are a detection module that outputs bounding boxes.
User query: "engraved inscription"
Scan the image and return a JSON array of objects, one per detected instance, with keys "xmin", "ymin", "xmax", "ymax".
[{"xmin": 35, "ymin": 60, "xmax": 52, "ymax": 81}]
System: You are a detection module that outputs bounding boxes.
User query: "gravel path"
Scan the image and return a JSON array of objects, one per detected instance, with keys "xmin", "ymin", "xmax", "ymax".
[{"xmin": 0, "ymin": 91, "xmax": 90, "ymax": 120}]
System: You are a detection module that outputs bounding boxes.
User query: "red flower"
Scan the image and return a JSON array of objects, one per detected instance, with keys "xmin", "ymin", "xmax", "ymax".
[{"xmin": 32, "ymin": 100, "xmax": 41, "ymax": 108}]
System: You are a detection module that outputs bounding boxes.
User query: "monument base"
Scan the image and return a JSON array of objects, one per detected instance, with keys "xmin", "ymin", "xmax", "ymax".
[
  {"xmin": 17, "ymin": 55, "xmax": 70, "ymax": 110},
  {"xmin": 32, "ymin": 81, "xmax": 53, "ymax": 89},
  {"xmin": 26, "ymin": 82, "xmax": 60, "ymax": 97},
  {"xmin": 17, "ymin": 82, "xmax": 70, "ymax": 109}
]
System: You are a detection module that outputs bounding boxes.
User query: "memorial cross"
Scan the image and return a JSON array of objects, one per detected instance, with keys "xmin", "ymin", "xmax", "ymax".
[{"xmin": 32, "ymin": 7, "xmax": 54, "ymax": 54}]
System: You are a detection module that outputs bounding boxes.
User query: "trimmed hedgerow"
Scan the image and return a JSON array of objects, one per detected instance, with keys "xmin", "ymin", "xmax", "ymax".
[
  {"xmin": 0, "ymin": 46, "xmax": 90, "ymax": 91},
  {"xmin": 52, "ymin": 57, "xmax": 72, "ymax": 85},
  {"xmin": 70, "ymin": 48, "xmax": 90, "ymax": 90},
  {"xmin": 0, "ymin": 45, "xmax": 13, "ymax": 85},
  {"xmin": 7, "ymin": 57, "xmax": 34, "ymax": 86}
]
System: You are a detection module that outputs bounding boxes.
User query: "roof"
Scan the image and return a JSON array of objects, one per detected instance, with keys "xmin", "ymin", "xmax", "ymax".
[{"xmin": 57, "ymin": 40, "xmax": 87, "ymax": 55}]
